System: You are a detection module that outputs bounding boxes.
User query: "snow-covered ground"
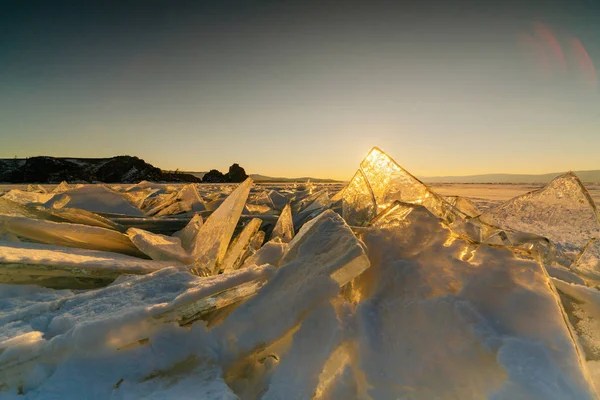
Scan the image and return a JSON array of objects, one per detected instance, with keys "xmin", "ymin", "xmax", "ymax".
[{"xmin": 1, "ymin": 152, "xmax": 600, "ymax": 399}]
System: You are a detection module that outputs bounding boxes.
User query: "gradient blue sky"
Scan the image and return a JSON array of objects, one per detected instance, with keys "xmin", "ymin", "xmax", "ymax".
[{"xmin": 1, "ymin": 0, "xmax": 599, "ymax": 180}]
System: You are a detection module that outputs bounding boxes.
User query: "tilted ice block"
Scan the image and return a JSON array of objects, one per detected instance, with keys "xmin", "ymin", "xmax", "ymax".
[
  {"xmin": 121, "ymin": 187, "xmax": 160, "ymax": 209},
  {"xmin": 0, "ymin": 198, "xmax": 61, "ymax": 221},
  {"xmin": 478, "ymin": 172, "xmax": 600, "ymax": 254},
  {"xmin": 271, "ymin": 203, "xmax": 294, "ymax": 243},
  {"xmin": 215, "ymin": 210, "xmax": 370, "ymax": 358},
  {"xmin": 143, "ymin": 191, "xmax": 178, "ymax": 215},
  {"xmin": 172, "ymin": 214, "xmax": 204, "ymax": 251},
  {"xmin": 127, "ymin": 228, "xmax": 193, "ymax": 263},
  {"xmin": 220, "ymin": 218, "xmax": 262, "ymax": 273},
  {"xmin": 190, "ymin": 178, "xmax": 253, "ymax": 275},
  {"xmin": 52, "ymin": 181, "xmax": 76, "ymax": 194},
  {"xmin": 0, "ymin": 216, "xmax": 145, "ymax": 257},
  {"xmin": 239, "ymin": 240, "xmax": 286, "ymax": 270},
  {"xmin": 342, "ymin": 170, "xmax": 377, "ymax": 226},
  {"xmin": 0, "ymin": 241, "xmax": 177, "ymax": 285},
  {"xmin": 268, "ymin": 190, "xmax": 289, "ymax": 211},
  {"xmin": 26, "ymin": 184, "xmax": 47, "ymax": 194},
  {"xmin": 146, "ymin": 184, "xmax": 205, "ymax": 217},
  {"xmin": 44, "ymin": 185, "xmax": 145, "ymax": 216},
  {"xmin": 0, "ymin": 265, "xmax": 274, "ymax": 390},
  {"xmin": 49, "ymin": 207, "xmax": 124, "ymax": 232},
  {"xmin": 552, "ymin": 278, "xmax": 600, "ymax": 377},
  {"xmin": 571, "ymin": 238, "xmax": 600, "ymax": 282},
  {"xmin": 355, "ymin": 203, "xmax": 596, "ymax": 399},
  {"xmin": 2, "ymin": 190, "xmax": 54, "ymax": 206}
]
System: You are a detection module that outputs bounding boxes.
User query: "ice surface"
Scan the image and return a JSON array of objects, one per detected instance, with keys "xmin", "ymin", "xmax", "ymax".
[
  {"xmin": 220, "ymin": 218, "xmax": 262, "ymax": 273},
  {"xmin": 0, "ymin": 198, "xmax": 60, "ymax": 221},
  {"xmin": 262, "ymin": 302, "xmax": 342, "ymax": 399},
  {"xmin": 172, "ymin": 213, "xmax": 203, "ymax": 251},
  {"xmin": 0, "ymin": 265, "xmax": 274, "ymax": 391},
  {"xmin": 0, "ymin": 241, "xmax": 176, "ymax": 285},
  {"xmin": 127, "ymin": 228, "xmax": 192, "ymax": 263},
  {"xmin": 354, "ymin": 203, "xmax": 596, "ymax": 399},
  {"xmin": 479, "ymin": 172, "xmax": 600, "ymax": 253},
  {"xmin": 0, "ymin": 216, "xmax": 144, "ymax": 257},
  {"xmin": 270, "ymin": 203, "xmax": 294, "ymax": 243},
  {"xmin": 239, "ymin": 240, "xmax": 287, "ymax": 270},
  {"xmin": 44, "ymin": 185, "xmax": 144, "ymax": 216},
  {"xmin": 190, "ymin": 178, "xmax": 253, "ymax": 275},
  {"xmin": 215, "ymin": 210, "xmax": 369, "ymax": 359}
]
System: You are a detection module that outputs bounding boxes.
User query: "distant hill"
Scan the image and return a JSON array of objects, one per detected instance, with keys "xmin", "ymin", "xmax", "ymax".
[
  {"xmin": 185, "ymin": 172, "xmax": 341, "ymax": 183},
  {"xmin": 0, "ymin": 156, "xmax": 202, "ymax": 183},
  {"xmin": 420, "ymin": 170, "xmax": 600, "ymax": 183}
]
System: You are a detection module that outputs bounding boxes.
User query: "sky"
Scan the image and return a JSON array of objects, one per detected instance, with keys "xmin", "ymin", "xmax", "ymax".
[{"xmin": 1, "ymin": 0, "xmax": 599, "ymax": 180}]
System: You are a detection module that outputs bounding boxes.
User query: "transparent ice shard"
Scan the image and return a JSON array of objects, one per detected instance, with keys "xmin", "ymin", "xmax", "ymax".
[
  {"xmin": 271, "ymin": 203, "xmax": 294, "ymax": 243},
  {"xmin": 216, "ymin": 210, "xmax": 370, "ymax": 357},
  {"xmin": 220, "ymin": 218, "xmax": 262, "ymax": 273},
  {"xmin": 190, "ymin": 178, "xmax": 253, "ymax": 275},
  {"xmin": 44, "ymin": 185, "xmax": 145, "ymax": 216},
  {"xmin": 444, "ymin": 196, "xmax": 482, "ymax": 217},
  {"xmin": 342, "ymin": 170, "xmax": 376, "ymax": 226},
  {"xmin": 344, "ymin": 147, "xmax": 465, "ymax": 227},
  {"xmin": 478, "ymin": 172, "xmax": 600, "ymax": 253},
  {"xmin": 127, "ymin": 228, "xmax": 192, "ymax": 263},
  {"xmin": 571, "ymin": 238, "xmax": 600, "ymax": 282},
  {"xmin": 172, "ymin": 214, "xmax": 204, "ymax": 251},
  {"xmin": 0, "ymin": 216, "xmax": 145, "ymax": 257},
  {"xmin": 0, "ymin": 241, "xmax": 178, "ymax": 285}
]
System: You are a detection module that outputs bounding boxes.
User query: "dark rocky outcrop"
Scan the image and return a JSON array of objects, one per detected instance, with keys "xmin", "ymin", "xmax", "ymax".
[
  {"xmin": 225, "ymin": 163, "xmax": 248, "ymax": 183},
  {"xmin": 202, "ymin": 169, "xmax": 228, "ymax": 183},
  {"xmin": 0, "ymin": 156, "xmax": 201, "ymax": 183},
  {"xmin": 201, "ymin": 164, "xmax": 248, "ymax": 183}
]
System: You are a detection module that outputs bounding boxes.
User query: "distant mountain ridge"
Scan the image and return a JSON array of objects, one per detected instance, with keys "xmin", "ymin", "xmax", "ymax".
[
  {"xmin": 0, "ymin": 156, "xmax": 202, "ymax": 183},
  {"xmin": 419, "ymin": 170, "xmax": 600, "ymax": 183},
  {"xmin": 185, "ymin": 172, "xmax": 341, "ymax": 183}
]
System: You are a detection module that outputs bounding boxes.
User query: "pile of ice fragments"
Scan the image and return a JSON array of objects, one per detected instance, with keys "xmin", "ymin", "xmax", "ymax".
[{"xmin": 1, "ymin": 147, "xmax": 600, "ymax": 399}]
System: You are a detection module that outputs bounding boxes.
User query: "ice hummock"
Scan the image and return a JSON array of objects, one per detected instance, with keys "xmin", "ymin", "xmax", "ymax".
[
  {"xmin": 214, "ymin": 210, "xmax": 370, "ymax": 359},
  {"xmin": 571, "ymin": 238, "xmax": 600, "ymax": 282},
  {"xmin": 172, "ymin": 213, "xmax": 204, "ymax": 251},
  {"xmin": 355, "ymin": 202, "xmax": 596, "ymax": 399},
  {"xmin": 478, "ymin": 172, "xmax": 600, "ymax": 254},
  {"xmin": 220, "ymin": 218, "xmax": 262, "ymax": 273}
]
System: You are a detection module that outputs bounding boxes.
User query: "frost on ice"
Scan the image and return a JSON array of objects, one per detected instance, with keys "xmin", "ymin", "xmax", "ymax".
[{"xmin": 2, "ymin": 147, "xmax": 600, "ymax": 399}]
